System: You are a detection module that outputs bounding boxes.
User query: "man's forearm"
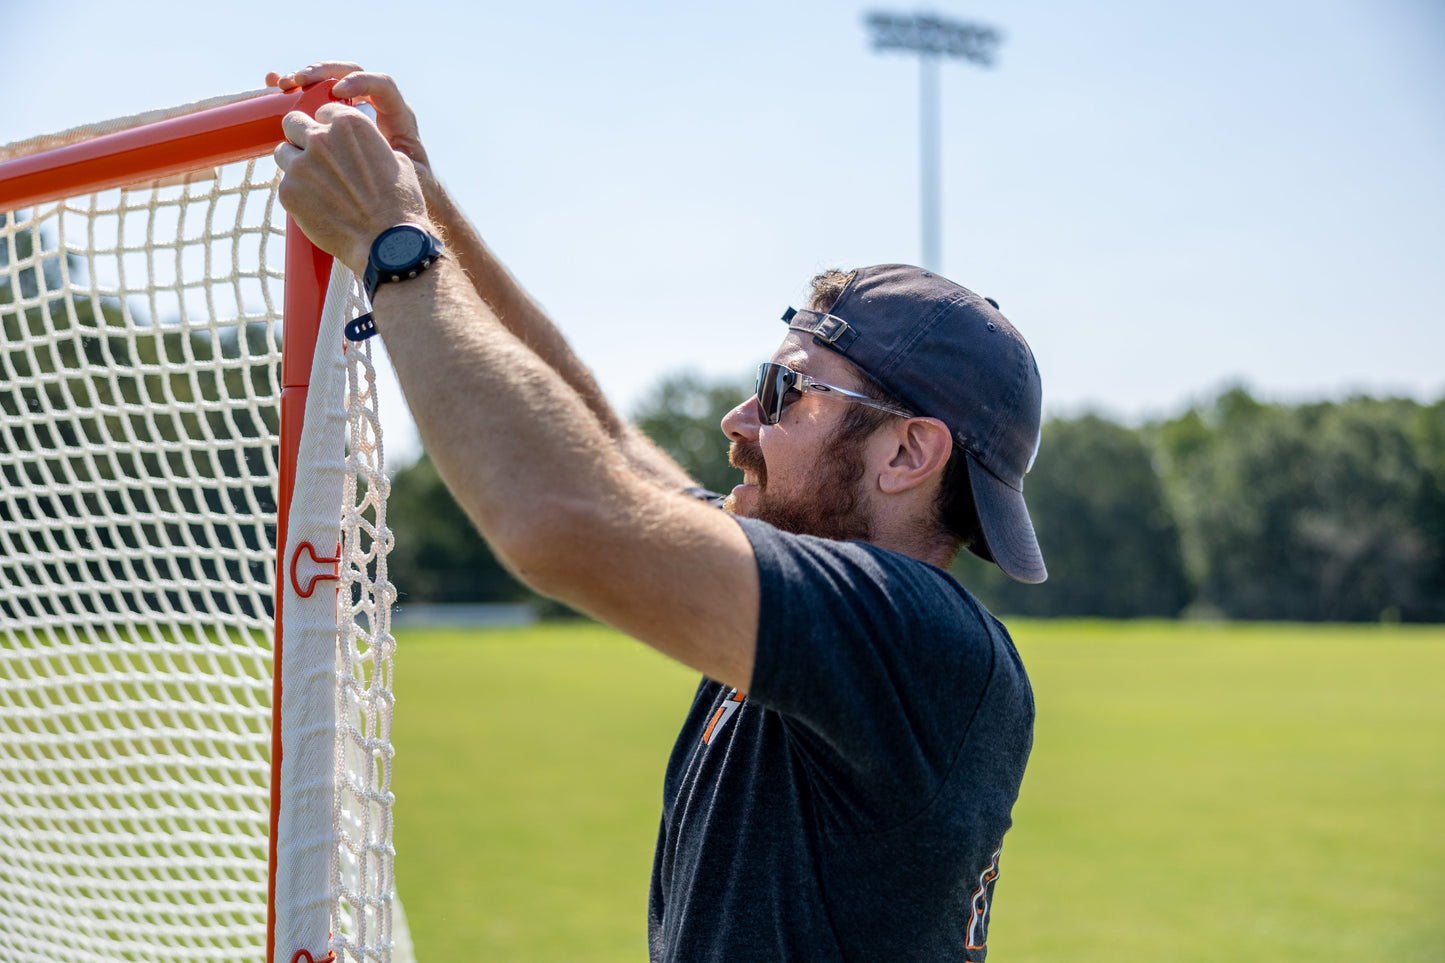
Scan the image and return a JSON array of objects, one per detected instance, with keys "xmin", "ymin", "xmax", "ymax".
[
  {"xmin": 373, "ymin": 249, "xmax": 758, "ymax": 691},
  {"xmin": 419, "ymin": 176, "xmax": 614, "ymax": 427},
  {"xmin": 375, "ymin": 257, "xmax": 615, "ymax": 532},
  {"xmin": 418, "ymin": 175, "xmax": 695, "ymax": 490}
]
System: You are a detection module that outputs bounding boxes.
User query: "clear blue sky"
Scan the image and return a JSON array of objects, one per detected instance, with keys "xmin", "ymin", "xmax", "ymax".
[{"xmin": 6, "ymin": 0, "xmax": 1441, "ymax": 466}]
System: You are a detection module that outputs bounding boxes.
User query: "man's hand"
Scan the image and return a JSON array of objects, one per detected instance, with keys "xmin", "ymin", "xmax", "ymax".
[
  {"xmin": 273, "ymin": 102, "xmax": 428, "ymax": 274},
  {"xmin": 268, "ymin": 63, "xmax": 433, "ymax": 182}
]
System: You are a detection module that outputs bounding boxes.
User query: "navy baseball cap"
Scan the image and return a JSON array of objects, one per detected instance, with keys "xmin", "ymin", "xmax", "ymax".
[{"xmin": 783, "ymin": 264, "xmax": 1047, "ymax": 584}]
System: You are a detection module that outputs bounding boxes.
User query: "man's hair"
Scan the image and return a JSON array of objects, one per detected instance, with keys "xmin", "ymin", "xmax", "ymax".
[
  {"xmin": 806, "ymin": 268, "xmax": 856, "ymax": 318},
  {"xmin": 808, "ymin": 269, "xmax": 984, "ymax": 562}
]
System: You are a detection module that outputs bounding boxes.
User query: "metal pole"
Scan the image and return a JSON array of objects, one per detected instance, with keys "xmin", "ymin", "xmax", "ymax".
[
  {"xmin": 864, "ymin": 11, "xmax": 1000, "ymax": 275},
  {"xmin": 919, "ymin": 53, "xmax": 941, "ymax": 272}
]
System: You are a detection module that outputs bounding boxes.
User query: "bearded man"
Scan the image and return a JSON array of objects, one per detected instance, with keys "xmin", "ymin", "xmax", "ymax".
[{"xmin": 271, "ymin": 62, "xmax": 1046, "ymax": 963}]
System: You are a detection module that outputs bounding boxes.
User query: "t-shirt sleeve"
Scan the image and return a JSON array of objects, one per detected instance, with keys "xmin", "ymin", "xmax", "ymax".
[{"xmin": 736, "ymin": 516, "xmax": 1000, "ymax": 831}]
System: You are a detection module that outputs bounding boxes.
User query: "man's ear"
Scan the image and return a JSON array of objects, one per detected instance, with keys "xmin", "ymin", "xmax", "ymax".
[{"xmin": 877, "ymin": 417, "xmax": 953, "ymax": 495}]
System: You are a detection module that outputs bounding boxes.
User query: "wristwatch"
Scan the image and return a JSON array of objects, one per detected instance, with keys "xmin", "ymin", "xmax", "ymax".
[{"xmin": 363, "ymin": 224, "xmax": 445, "ymax": 302}]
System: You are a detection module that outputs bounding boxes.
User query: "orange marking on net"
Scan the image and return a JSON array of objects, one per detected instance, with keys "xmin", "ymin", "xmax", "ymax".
[{"xmin": 290, "ymin": 950, "xmax": 336, "ymax": 963}]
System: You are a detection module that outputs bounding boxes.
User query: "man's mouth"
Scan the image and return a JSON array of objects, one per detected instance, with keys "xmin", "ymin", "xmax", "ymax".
[{"xmin": 729, "ymin": 442, "xmax": 766, "ymax": 488}]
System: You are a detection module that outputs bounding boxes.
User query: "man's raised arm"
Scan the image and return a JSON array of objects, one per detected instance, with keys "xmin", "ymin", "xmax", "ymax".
[
  {"xmin": 269, "ymin": 72, "xmax": 759, "ymax": 691},
  {"xmin": 267, "ymin": 64, "xmax": 695, "ymax": 493}
]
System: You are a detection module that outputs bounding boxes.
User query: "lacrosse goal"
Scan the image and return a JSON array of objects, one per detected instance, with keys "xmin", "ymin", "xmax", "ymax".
[{"xmin": 0, "ymin": 84, "xmax": 411, "ymax": 963}]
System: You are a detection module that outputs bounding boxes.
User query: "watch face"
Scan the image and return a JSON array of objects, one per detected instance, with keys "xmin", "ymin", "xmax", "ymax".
[{"xmin": 375, "ymin": 227, "xmax": 429, "ymax": 270}]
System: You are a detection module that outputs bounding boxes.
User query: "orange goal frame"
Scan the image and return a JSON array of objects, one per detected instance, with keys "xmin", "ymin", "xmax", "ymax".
[{"xmin": 0, "ymin": 81, "xmax": 342, "ymax": 963}]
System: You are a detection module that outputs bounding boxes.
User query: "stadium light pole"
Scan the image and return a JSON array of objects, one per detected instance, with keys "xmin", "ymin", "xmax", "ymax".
[{"xmin": 864, "ymin": 11, "xmax": 1001, "ymax": 272}]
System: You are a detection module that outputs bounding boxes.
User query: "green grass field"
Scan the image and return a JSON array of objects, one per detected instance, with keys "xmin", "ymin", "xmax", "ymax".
[{"xmin": 390, "ymin": 620, "xmax": 1445, "ymax": 962}]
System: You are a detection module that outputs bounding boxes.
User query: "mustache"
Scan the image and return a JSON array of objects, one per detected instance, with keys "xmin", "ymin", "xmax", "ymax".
[{"xmin": 729, "ymin": 441, "xmax": 766, "ymax": 483}]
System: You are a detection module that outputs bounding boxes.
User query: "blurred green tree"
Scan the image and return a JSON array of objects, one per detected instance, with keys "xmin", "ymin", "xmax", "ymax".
[
  {"xmin": 384, "ymin": 452, "xmax": 530, "ymax": 605},
  {"xmin": 1154, "ymin": 389, "xmax": 1445, "ymax": 621},
  {"xmin": 952, "ymin": 414, "xmax": 1190, "ymax": 618},
  {"xmin": 383, "ymin": 371, "xmax": 747, "ymax": 607},
  {"xmin": 631, "ymin": 371, "xmax": 748, "ymax": 496},
  {"xmin": 368, "ymin": 370, "xmax": 1445, "ymax": 623}
]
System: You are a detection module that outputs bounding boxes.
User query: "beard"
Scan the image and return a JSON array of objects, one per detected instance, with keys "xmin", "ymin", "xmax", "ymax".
[{"xmin": 725, "ymin": 432, "xmax": 873, "ymax": 543}]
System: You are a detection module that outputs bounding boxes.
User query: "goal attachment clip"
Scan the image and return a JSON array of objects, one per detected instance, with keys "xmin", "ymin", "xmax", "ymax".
[{"xmin": 291, "ymin": 541, "xmax": 342, "ymax": 598}]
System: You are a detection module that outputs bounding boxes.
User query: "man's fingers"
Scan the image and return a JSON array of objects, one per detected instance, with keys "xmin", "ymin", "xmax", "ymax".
[
  {"xmin": 280, "ymin": 109, "xmax": 324, "ymax": 147},
  {"xmin": 291, "ymin": 61, "xmax": 364, "ymax": 87},
  {"xmin": 266, "ymin": 61, "xmax": 364, "ymax": 93},
  {"xmin": 313, "ymin": 100, "xmax": 371, "ymax": 125},
  {"xmin": 273, "ymin": 140, "xmax": 301, "ymax": 172},
  {"xmin": 268, "ymin": 63, "xmax": 430, "ymax": 180},
  {"xmin": 268, "ymin": 64, "xmax": 411, "ymax": 126},
  {"xmin": 329, "ymin": 71, "xmax": 404, "ymax": 111}
]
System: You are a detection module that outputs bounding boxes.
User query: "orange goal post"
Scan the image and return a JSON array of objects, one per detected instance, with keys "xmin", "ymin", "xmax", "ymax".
[{"xmin": 0, "ymin": 84, "xmax": 411, "ymax": 962}]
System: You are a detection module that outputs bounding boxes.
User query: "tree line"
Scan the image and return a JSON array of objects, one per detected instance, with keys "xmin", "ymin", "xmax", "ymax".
[
  {"xmin": 382, "ymin": 375, "xmax": 1445, "ymax": 623},
  {"xmin": 11, "ymin": 214, "xmax": 1434, "ymax": 623}
]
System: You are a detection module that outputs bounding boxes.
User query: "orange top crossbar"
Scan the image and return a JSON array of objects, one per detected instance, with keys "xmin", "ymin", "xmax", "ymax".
[{"xmin": 0, "ymin": 83, "xmax": 336, "ymax": 211}]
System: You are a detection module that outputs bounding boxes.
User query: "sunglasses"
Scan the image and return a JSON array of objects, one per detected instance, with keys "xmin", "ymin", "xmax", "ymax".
[{"xmin": 754, "ymin": 362, "xmax": 915, "ymax": 426}]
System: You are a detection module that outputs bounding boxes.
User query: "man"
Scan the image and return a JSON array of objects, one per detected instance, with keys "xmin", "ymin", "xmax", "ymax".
[{"xmin": 271, "ymin": 63, "xmax": 1046, "ymax": 962}]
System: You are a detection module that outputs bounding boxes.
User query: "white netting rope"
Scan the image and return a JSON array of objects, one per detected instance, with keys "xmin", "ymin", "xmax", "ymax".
[
  {"xmin": 333, "ymin": 294, "xmax": 407, "ymax": 962},
  {"xmin": 0, "ymin": 161, "xmax": 283, "ymax": 961},
  {"xmin": 0, "ymin": 144, "xmax": 408, "ymax": 961}
]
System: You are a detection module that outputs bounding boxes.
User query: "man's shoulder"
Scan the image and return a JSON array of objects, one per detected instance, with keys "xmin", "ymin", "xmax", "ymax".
[
  {"xmin": 733, "ymin": 515, "xmax": 1010, "ymax": 659},
  {"xmin": 735, "ymin": 515, "xmax": 978, "ymax": 603}
]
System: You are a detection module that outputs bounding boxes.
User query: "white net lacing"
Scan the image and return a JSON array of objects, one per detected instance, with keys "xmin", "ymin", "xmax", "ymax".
[
  {"xmin": 0, "ymin": 132, "xmax": 410, "ymax": 962},
  {"xmin": 332, "ymin": 281, "xmax": 412, "ymax": 963}
]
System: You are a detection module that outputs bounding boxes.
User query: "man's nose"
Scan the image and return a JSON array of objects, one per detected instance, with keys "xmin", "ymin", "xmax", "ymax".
[{"xmin": 721, "ymin": 395, "xmax": 761, "ymax": 442}]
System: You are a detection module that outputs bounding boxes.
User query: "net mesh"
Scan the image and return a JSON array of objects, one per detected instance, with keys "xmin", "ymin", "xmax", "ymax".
[
  {"xmin": 0, "ymin": 143, "xmax": 406, "ymax": 961},
  {"xmin": 333, "ymin": 285, "xmax": 406, "ymax": 962}
]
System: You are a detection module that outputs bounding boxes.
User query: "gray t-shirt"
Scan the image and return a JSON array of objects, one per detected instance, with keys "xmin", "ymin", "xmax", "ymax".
[{"xmin": 648, "ymin": 516, "xmax": 1034, "ymax": 962}]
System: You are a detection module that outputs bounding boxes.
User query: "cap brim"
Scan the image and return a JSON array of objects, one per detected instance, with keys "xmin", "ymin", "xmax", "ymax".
[{"xmin": 967, "ymin": 454, "xmax": 1048, "ymax": 584}]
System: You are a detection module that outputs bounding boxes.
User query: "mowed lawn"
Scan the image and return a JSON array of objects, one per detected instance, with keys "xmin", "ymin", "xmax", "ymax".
[{"xmin": 390, "ymin": 620, "xmax": 1445, "ymax": 962}]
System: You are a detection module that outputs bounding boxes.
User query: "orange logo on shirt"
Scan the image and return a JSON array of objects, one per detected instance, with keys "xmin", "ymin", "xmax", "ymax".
[
  {"xmin": 966, "ymin": 844, "xmax": 1003, "ymax": 951},
  {"xmin": 702, "ymin": 689, "xmax": 746, "ymax": 745}
]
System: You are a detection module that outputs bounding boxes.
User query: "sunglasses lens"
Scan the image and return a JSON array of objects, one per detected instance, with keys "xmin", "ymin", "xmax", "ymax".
[{"xmin": 755, "ymin": 363, "xmax": 792, "ymax": 425}]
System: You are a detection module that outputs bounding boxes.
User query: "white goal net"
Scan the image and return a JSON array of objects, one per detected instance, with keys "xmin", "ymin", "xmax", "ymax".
[{"xmin": 0, "ymin": 88, "xmax": 412, "ymax": 963}]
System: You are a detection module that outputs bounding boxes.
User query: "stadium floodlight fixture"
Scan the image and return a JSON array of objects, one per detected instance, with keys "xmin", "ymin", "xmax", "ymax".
[
  {"xmin": 865, "ymin": 11, "xmax": 1000, "ymax": 63},
  {"xmin": 864, "ymin": 10, "xmax": 1002, "ymax": 272}
]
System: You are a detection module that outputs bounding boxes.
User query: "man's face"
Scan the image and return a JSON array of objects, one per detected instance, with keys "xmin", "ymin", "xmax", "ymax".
[{"xmin": 720, "ymin": 333, "xmax": 877, "ymax": 542}]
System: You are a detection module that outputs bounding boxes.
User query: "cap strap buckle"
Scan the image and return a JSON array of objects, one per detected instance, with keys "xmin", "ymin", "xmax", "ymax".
[{"xmin": 781, "ymin": 306, "xmax": 857, "ymax": 349}]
